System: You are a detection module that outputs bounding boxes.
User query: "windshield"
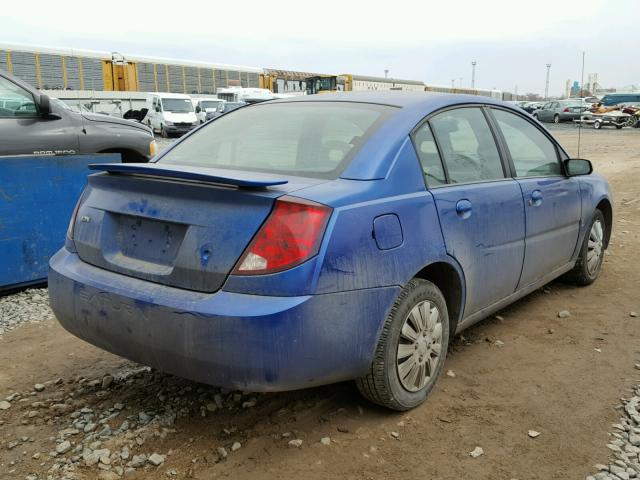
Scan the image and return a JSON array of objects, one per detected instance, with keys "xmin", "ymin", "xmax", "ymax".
[
  {"xmin": 158, "ymin": 102, "xmax": 394, "ymax": 179},
  {"xmin": 201, "ymin": 100, "xmax": 221, "ymax": 109},
  {"xmin": 161, "ymin": 98, "xmax": 194, "ymax": 113}
]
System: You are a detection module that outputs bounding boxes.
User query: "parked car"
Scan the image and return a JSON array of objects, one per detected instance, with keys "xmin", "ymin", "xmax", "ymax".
[
  {"xmin": 521, "ymin": 102, "xmax": 543, "ymax": 114},
  {"xmin": 0, "ymin": 71, "xmax": 155, "ymax": 162},
  {"xmin": 144, "ymin": 93, "xmax": 199, "ymax": 137},
  {"xmin": 193, "ymin": 98, "xmax": 225, "ymax": 124},
  {"xmin": 205, "ymin": 101, "xmax": 247, "ymax": 121},
  {"xmin": 533, "ymin": 100, "xmax": 587, "ymax": 123},
  {"xmin": 49, "ymin": 92, "xmax": 612, "ymax": 411},
  {"xmin": 600, "ymin": 93, "xmax": 640, "ymax": 107}
]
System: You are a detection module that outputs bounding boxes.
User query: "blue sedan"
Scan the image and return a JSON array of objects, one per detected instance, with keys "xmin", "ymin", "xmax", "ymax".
[{"xmin": 48, "ymin": 92, "xmax": 612, "ymax": 411}]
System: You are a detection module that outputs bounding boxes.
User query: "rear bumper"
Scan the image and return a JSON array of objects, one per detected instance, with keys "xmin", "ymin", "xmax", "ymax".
[{"xmin": 48, "ymin": 249, "xmax": 399, "ymax": 391}]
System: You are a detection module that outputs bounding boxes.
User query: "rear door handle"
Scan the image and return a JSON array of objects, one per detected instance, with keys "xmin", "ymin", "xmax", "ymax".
[
  {"xmin": 529, "ymin": 190, "xmax": 543, "ymax": 206},
  {"xmin": 455, "ymin": 199, "xmax": 472, "ymax": 218}
]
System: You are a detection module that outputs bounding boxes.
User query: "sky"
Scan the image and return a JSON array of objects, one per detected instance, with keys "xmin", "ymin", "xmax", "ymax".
[{"xmin": 3, "ymin": 0, "xmax": 639, "ymax": 96}]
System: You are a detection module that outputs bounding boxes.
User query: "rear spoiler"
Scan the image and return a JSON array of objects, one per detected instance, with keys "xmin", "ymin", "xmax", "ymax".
[{"xmin": 89, "ymin": 163, "xmax": 288, "ymax": 188}]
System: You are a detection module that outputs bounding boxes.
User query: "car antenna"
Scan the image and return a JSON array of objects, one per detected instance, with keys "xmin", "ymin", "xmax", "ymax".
[{"xmin": 577, "ymin": 51, "xmax": 585, "ymax": 159}]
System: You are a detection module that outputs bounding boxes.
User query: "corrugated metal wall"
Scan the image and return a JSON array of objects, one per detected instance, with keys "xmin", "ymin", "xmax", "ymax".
[
  {"xmin": 156, "ymin": 65, "xmax": 167, "ymax": 92},
  {"xmin": 215, "ymin": 69, "xmax": 227, "ymax": 88},
  {"xmin": 228, "ymin": 70, "xmax": 240, "ymax": 86},
  {"xmin": 248, "ymin": 73, "xmax": 259, "ymax": 88},
  {"xmin": 0, "ymin": 50, "xmax": 8, "ymax": 72},
  {"xmin": 39, "ymin": 53, "xmax": 64, "ymax": 89},
  {"xmin": 65, "ymin": 57, "xmax": 81, "ymax": 89},
  {"xmin": 137, "ymin": 62, "xmax": 156, "ymax": 92},
  {"xmin": 185, "ymin": 66, "xmax": 198, "ymax": 94},
  {"xmin": 9, "ymin": 51, "xmax": 38, "ymax": 86},
  {"xmin": 168, "ymin": 65, "xmax": 183, "ymax": 92},
  {"xmin": 200, "ymin": 69, "xmax": 214, "ymax": 94},
  {"xmin": 81, "ymin": 57, "xmax": 103, "ymax": 90},
  {"xmin": 1, "ymin": 47, "xmax": 262, "ymax": 93}
]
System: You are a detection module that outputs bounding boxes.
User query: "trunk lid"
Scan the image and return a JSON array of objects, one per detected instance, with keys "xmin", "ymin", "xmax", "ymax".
[{"xmin": 73, "ymin": 166, "xmax": 323, "ymax": 292}]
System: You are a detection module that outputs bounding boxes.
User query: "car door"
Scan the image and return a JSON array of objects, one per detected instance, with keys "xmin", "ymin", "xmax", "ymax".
[
  {"xmin": 489, "ymin": 107, "xmax": 581, "ymax": 288},
  {"xmin": 536, "ymin": 103, "xmax": 551, "ymax": 122},
  {"xmin": 418, "ymin": 107, "xmax": 526, "ymax": 317},
  {"xmin": 0, "ymin": 74, "xmax": 79, "ymax": 156}
]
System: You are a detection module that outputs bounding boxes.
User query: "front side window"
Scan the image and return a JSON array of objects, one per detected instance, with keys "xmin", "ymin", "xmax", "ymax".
[
  {"xmin": 0, "ymin": 77, "xmax": 37, "ymax": 117},
  {"xmin": 159, "ymin": 102, "xmax": 394, "ymax": 179},
  {"xmin": 492, "ymin": 109, "xmax": 561, "ymax": 177},
  {"xmin": 429, "ymin": 108, "xmax": 504, "ymax": 184},
  {"xmin": 413, "ymin": 123, "xmax": 446, "ymax": 186}
]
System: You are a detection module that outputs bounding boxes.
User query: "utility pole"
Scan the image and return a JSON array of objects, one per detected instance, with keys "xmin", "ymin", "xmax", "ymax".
[
  {"xmin": 384, "ymin": 69, "xmax": 389, "ymax": 79},
  {"xmin": 471, "ymin": 61, "xmax": 477, "ymax": 88},
  {"xmin": 544, "ymin": 63, "xmax": 551, "ymax": 100},
  {"xmin": 458, "ymin": 77, "xmax": 463, "ymax": 87},
  {"xmin": 451, "ymin": 79, "xmax": 455, "ymax": 88}
]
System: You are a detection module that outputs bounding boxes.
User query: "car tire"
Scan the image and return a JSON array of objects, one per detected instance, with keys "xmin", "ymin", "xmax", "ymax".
[
  {"xmin": 616, "ymin": 124, "xmax": 623, "ymax": 129},
  {"xmin": 553, "ymin": 114, "xmax": 560, "ymax": 124},
  {"xmin": 563, "ymin": 209, "xmax": 606, "ymax": 286},
  {"xmin": 594, "ymin": 120, "xmax": 602, "ymax": 129},
  {"xmin": 356, "ymin": 279, "xmax": 449, "ymax": 411}
]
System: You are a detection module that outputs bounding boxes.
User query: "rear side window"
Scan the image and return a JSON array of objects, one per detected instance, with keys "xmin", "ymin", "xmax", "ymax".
[
  {"xmin": 492, "ymin": 109, "xmax": 561, "ymax": 177},
  {"xmin": 159, "ymin": 102, "xmax": 394, "ymax": 179},
  {"xmin": 413, "ymin": 123, "xmax": 446, "ymax": 186},
  {"xmin": 429, "ymin": 108, "xmax": 504, "ymax": 184}
]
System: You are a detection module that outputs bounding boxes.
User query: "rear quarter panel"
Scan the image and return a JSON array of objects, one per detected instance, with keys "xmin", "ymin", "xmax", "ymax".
[{"xmin": 223, "ymin": 138, "xmax": 451, "ymax": 295}]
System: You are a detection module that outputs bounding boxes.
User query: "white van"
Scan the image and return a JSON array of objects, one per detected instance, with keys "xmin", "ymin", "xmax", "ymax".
[
  {"xmin": 144, "ymin": 93, "xmax": 198, "ymax": 137},
  {"xmin": 192, "ymin": 97, "xmax": 225, "ymax": 124}
]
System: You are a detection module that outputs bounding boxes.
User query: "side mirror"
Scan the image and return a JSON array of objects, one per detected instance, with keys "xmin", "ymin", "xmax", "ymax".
[
  {"xmin": 195, "ymin": 106, "xmax": 201, "ymax": 113},
  {"xmin": 155, "ymin": 106, "xmax": 161, "ymax": 112},
  {"xmin": 38, "ymin": 94, "xmax": 51, "ymax": 116},
  {"xmin": 564, "ymin": 158, "xmax": 593, "ymax": 176}
]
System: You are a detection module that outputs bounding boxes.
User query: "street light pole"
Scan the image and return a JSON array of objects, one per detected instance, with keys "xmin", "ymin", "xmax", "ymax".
[
  {"xmin": 471, "ymin": 61, "xmax": 477, "ymax": 88},
  {"xmin": 544, "ymin": 64, "xmax": 551, "ymax": 100},
  {"xmin": 384, "ymin": 69, "xmax": 389, "ymax": 79}
]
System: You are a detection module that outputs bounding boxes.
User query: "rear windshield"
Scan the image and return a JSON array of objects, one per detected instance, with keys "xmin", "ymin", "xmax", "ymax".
[{"xmin": 158, "ymin": 101, "xmax": 394, "ymax": 179}]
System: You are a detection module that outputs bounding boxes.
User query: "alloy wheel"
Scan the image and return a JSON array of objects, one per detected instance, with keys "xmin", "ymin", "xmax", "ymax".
[
  {"xmin": 396, "ymin": 301, "xmax": 443, "ymax": 392},
  {"xmin": 587, "ymin": 220, "xmax": 604, "ymax": 275}
]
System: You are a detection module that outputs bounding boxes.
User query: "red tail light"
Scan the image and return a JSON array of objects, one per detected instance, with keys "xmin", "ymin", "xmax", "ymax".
[
  {"xmin": 563, "ymin": 107, "xmax": 570, "ymax": 112},
  {"xmin": 232, "ymin": 196, "xmax": 332, "ymax": 275}
]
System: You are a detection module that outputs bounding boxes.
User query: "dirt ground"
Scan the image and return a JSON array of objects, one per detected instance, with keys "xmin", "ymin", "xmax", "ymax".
[{"xmin": 1, "ymin": 125, "xmax": 639, "ymax": 480}]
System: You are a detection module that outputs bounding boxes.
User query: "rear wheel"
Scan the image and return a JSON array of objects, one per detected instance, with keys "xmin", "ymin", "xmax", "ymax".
[
  {"xmin": 594, "ymin": 120, "xmax": 602, "ymax": 129},
  {"xmin": 356, "ymin": 279, "xmax": 449, "ymax": 411},
  {"xmin": 564, "ymin": 210, "xmax": 606, "ymax": 286},
  {"xmin": 553, "ymin": 114, "xmax": 560, "ymax": 124}
]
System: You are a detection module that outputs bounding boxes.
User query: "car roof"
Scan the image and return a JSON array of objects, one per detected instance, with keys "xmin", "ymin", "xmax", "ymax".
[
  {"xmin": 269, "ymin": 91, "xmax": 509, "ymax": 109},
  {"xmin": 153, "ymin": 92, "xmax": 192, "ymax": 99}
]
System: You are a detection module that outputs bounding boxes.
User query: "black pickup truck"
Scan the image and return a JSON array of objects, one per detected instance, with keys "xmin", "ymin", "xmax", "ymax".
[{"xmin": 0, "ymin": 71, "xmax": 155, "ymax": 162}]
